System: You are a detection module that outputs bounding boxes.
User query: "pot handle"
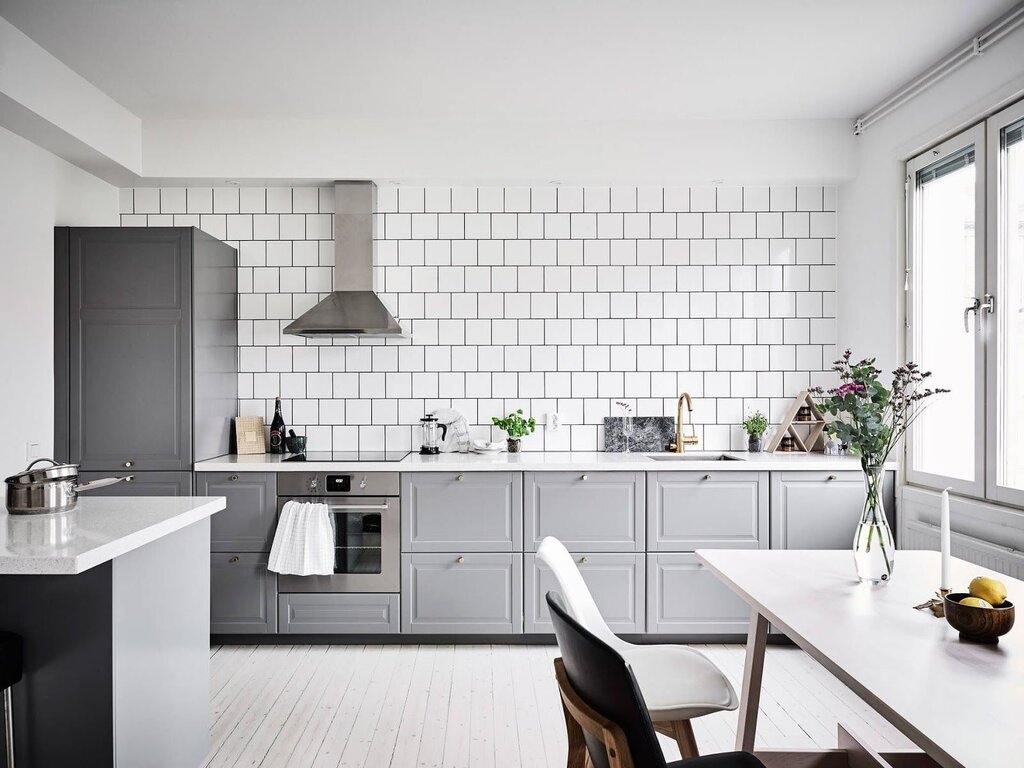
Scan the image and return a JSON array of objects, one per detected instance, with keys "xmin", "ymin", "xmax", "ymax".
[
  {"xmin": 26, "ymin": 458, "xmax": 61, "ymax": 471},
  {"xmin": 74, "ymin": 476, "xmax": 134, "ymax": 493}
]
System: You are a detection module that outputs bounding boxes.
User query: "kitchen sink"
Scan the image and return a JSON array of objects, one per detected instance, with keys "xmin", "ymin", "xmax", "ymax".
[{"xmin": 644, "ymin": 453, "xmax": 745, "ymax": 461}]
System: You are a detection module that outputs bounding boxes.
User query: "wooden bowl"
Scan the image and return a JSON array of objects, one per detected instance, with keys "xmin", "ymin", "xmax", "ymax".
[{"xmin": 944, "ymin": 593, "xmax": 1015, "ymax": 644}]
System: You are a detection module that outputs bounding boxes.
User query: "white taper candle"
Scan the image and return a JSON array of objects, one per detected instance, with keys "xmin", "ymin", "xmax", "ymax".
[{"xmin": 940, "ymin": 487, "xmax": 952, "ymax": 591}]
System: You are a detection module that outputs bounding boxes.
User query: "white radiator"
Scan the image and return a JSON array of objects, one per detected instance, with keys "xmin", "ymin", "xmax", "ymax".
[{"xmin": 902, "ymin": 519, "xmax": 1024, "ymax": 580}]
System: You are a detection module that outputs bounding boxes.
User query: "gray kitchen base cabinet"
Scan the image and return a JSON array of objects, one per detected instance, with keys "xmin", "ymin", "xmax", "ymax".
[
  {"xmin": 198, "ymin": 472, "xmax": 277, "ymax": 552},
  {"xmin": 279, "ymin": 594, "xmax": 400, "ymax": 634},
  {"xmin": 402, "ymin": 553, "xmax": 523, "ymax": 634},
  {"xmin": 211, "ymin": 553, "xmax": 277, "ymax": 634},
  {"xmin": 647, "ymin": 553, "xmax": 751, "ymax": 635},
  {"xmin": 648, "ymin": 471, "xmax": 768, "ymax": 551},
  {"xmin": 524, "ymin": 471, "xmax": 645, "ymax": 552},
  {"xmin": 525, "ymin": 553, "xmax": 644, "ymax": 634}
]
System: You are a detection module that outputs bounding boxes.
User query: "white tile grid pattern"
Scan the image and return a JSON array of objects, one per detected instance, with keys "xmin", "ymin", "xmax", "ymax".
[{"xmin": 120, "ymin": 185, "xmax": 839, "ymax": 453}]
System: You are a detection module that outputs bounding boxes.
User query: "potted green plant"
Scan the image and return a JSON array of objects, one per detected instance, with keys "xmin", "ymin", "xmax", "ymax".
[
  {"xmin": 742, "ymin": 411, "xmax": 769, "ymax": 453},
  {"xmin": 491, "ymin": 409, "xmax": 536, "ymax": 453}
]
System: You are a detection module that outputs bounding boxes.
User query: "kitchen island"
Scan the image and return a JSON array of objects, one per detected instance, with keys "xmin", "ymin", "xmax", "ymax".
[{"xmin": 0, "ymin": 496, "xmax": 225, "ymax": 768}]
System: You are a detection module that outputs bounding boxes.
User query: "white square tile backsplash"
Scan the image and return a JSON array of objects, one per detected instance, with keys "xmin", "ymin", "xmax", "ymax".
[{"xmin": 120, "ymin": 184, "xmax": 838, "ymax": 453}]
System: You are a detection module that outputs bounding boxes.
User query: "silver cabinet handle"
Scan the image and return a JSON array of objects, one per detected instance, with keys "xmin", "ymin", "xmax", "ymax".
[
  {"xmin": 229, "ymin": 556, "xmax": 240, "ymax": 563},
  {"xmin": 581, "ymin": 474, "xmax": 588, "ymax": 481},
  {"xmin": 703, "ymin": 474, "xmax": 712, "ymax": 481},
  {"xmin": 124, "ymin": 460, "xmax": 134, "ymax": 468},
  {"xmin": 456, "ymin": 474, "xmax": 465, "ymax": 482},
  {"xmin": 124, "ymin": 476, "xmax": 133, "ymax": 483},
  {"xmin": 579, "ymin": 555, "xmax": 589, "ymax": 564},
  {"xmin": 229, "ymin": 474, "xmax": 239, "ymax": 481},
  {"xmin": 827, "ymin": 474, "xmax": 838, "ymax": 481},
  {"xmin": 456, "ymin": 556, "xmax": 465, "ymax": 564}
]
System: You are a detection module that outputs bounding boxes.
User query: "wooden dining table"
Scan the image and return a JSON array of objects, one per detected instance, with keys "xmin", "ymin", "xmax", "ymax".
[{"xmin": 696, "ymin": 549, "xmax": 1022, "ymax": 768}]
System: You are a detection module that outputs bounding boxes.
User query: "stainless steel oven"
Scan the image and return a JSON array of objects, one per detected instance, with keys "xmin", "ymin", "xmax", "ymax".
[{"xmin": 276, "ymin": 472, "xmax": 400, "ymax": 593}]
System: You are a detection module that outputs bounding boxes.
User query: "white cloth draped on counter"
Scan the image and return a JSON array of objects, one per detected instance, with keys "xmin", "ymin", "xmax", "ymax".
[{"xmin": 268, "ymin": 501, "xmax": 335, "ymax": 576}]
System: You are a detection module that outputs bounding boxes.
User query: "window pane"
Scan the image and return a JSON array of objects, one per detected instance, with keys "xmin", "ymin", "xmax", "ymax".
[
  {"xmin": 913, "ymin": 149, "xmax": 977, "ymax": 482},
  {"xmin": 997, "ymin": 121, "xmax": 1024, "ymax": 492}
]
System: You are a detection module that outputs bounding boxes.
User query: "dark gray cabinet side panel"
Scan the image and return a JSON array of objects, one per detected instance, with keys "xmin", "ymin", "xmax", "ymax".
[
  {"xmin": 198, "ymin": 472, "xmax": 276, "ymax": 552},
  {"xmin": 79, "ymin": 471, "xmax": 193, "ymax": 496},
  {"xmin": 67, "ymin": 228, "xmax": 193, "ymax": 471},
  {"xmin": 211, "ymin": 553, "xmax": 278, "ymax": 634},
  {"xmin": 54, "ymin": 227, "xmax": 71, "ymax": 461},
  {"xmin": 191, "ymin": 229, "xmax": 238, "ymax": 462},
  {"xmin": 279, "ymin": 594, "xmax": 400, "ymax": 634}
]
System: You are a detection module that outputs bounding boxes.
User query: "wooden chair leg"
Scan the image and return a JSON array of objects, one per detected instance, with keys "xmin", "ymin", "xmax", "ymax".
[
  {"xmin": 671, "ymin": 720, "xmax": 700, "ymax": 760},
  {"xmin": 561, "ymin": 695, "xmax": 588, "ymax": 768}
]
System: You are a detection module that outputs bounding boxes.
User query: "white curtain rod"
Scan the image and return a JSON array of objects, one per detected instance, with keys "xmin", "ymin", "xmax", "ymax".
[{"xmin": 854, "ymin": 3, "xmax": 1024, "ymax": 135}]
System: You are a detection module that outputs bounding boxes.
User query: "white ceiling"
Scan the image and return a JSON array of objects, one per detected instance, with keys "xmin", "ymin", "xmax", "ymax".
[{"xmin": 0, "ymin": 0, "xmax": 1018, "ymax": 123}]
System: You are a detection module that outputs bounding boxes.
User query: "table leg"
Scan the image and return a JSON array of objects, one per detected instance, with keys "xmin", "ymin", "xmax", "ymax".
[{"xmin": 736, "ymin": 609, "xmax": 769, "ymax": 752}]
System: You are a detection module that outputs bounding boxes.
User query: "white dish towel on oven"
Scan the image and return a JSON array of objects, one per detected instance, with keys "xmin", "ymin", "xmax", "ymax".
[{"xmin": 268, "ymin": 501, "xmax": 335, "ymax": 575}]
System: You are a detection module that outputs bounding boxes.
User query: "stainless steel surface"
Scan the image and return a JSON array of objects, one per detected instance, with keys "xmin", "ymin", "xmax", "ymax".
[
  {"xmin": 283, "ymin": 181, "xmax": 402, "ymax": 337},
  {"xmin": 4, "ymin": 686, "xmax": 13, "ymax": 768},
  {"xmin": 645, "ymin": 453, "xmax": 744, "ymax": 461},
  {"xmin": 5, "ymin": 459, "xmax": 133, "ymax": 515},
  {"xmin": 277, "ymin": 471, "xmax": 400, "ymax": 594},
  {"xmin": 671, "ymin": 392, "xmax": 700, "ymax": 453}
]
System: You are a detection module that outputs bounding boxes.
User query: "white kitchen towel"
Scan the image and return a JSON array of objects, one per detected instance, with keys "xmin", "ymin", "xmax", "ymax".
[{"xmin": 268, "ymin": 501, "xmax": 335, "ymax": 576}]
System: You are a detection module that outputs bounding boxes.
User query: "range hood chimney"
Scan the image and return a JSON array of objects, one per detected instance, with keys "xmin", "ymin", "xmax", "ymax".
[{"xmin": 283, "ymin": 181, "xmax": 402, "ymax": 337}]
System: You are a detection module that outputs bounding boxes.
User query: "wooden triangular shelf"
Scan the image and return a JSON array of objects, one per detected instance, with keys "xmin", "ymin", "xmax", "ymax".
[{"xmin": 766, "ymin": 390, "xmax": 828, "ymax": 453}]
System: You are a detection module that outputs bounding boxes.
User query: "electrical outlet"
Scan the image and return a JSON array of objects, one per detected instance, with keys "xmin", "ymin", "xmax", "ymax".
[
  {"xmin": 547, "ymin": 412, "xmax": 563, "ymax": 432},
  {"xmin": 25, "ymin": 442, "xmax": 43, "ymax": 461}
]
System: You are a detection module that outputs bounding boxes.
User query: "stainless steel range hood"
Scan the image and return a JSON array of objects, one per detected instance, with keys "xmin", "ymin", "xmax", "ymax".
[{"xmin": 284, "ymin": 181, "xmax": 402, "ymax": 337}]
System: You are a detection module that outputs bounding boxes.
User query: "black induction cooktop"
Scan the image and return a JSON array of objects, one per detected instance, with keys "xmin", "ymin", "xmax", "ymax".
[{"xmin": 281, "ymin": 451, "xmax": 411, "ymax": 463}]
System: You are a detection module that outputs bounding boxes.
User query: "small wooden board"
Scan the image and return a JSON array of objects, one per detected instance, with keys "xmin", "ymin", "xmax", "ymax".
[
  {"xmin": 766, "ymin": 390, "xmax": 827, "ymax": 453},
  {"xmin": 234, "ymin": 416, "xmax": 266, "ymax": 454}
]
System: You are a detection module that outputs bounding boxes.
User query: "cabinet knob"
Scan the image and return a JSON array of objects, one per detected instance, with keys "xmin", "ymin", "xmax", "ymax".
[
  {"xmin": 456, "ymin": 556, "xmax": 465, "ymax": 564},
  {"xmin": 703, "ymin": 474, "xmax": 712, "ymax": 481},
  {"xmin": 229, "ymin": 474, "xmax": 239, "ymax": 481},
  {"xmin": 229, "ymin": 556, "xmax": 240, "ymax": 564},
  {"xmin": 579, "ymin": 555, "xmax": 589, "ymax": 564},
  {"xmin": 456, "ymin": 474, "xmax": 465, "ymax": 482},
  {"xmin": 124, "ymin": 460, "xmax": 134, "ymax": 468},
  {"xmin": 827, "ymin": 474, "xmax": 838, "ymax": 481},
  {"xmin": 124, "ymin": 476, "xmax": 133, "ymax": 483},
  {"xmin": 581, "ymin": 474, "xmax": 588, "ymax": 481}
]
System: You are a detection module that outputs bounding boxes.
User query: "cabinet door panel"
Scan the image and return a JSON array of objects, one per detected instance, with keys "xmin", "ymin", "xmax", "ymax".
[
  {"xmin": 524, "ymin": 472, "xmax": 644, "ymax": 551},
  {"xmin": 401, "ymin": 473, "xmax": 522, "ymax": 552},
  {"xmin": 402, "ymin": 553, "xmax": 522, "ymax": 634},
  {"xmin": 648, "ymin": 471, "xmax": 767, "ymax": 551},
  {"xmin": 78, "ymin": 471, "xmax": 192, "ymax": 497},
  {"xmin": 210, "ymin": 553, "xmax": 277, "ymax": 634},
  {"xmin": 524, "ymin": 553, "xmax": 644, "ymax": 634},
  {"xmin": 647, "ymin": 553, "xmax": 750, "ymax": 635},
  {"xmin": 279, "ymin": 594, "xmax": 399, "ymax": 634},
  {"xmin": 198, "ymin": 472, "xmax": 277, "ymax": 552}
]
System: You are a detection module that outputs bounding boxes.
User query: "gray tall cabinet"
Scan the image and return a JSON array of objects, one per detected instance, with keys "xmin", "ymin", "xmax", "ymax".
[{"xmin": 54, "ymin": 227, "xmax": 238, "ymax": 492}]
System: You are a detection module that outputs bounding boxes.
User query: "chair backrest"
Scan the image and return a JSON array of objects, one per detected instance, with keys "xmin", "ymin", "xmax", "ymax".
[
  {"xmin": 537, "ymin": 536, "xmax": 623, "ymax": 649},
  {"xmin": 546, "ymin": 591, "xmax": 667, "ymax": 768}
]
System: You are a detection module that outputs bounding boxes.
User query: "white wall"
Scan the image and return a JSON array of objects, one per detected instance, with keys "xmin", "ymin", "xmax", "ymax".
[
  {"xmin": 838, "ymin": 26, "xmax": 1024, "ymax": 373},
  {"xmin": 0, "ymin": 126, "xmax": 118, "ymax": 473}
]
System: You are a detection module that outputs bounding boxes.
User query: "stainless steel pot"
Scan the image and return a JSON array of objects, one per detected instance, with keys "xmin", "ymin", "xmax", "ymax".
[{"xmin": 4, "ymin": 458, "xmax": 132, "ymax": 515}]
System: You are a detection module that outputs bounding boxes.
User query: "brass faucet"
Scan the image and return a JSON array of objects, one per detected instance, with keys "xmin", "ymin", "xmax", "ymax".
[{"xmin": 672, "ymin": 392, "xmax": 700, "ymax": 453}]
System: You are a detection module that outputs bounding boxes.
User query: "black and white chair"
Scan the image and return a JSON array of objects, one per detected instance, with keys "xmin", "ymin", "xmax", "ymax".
[
  {"xmin": 538, "ymin": 536, "xmax": 737, "ymax": 759},
  {"xmin": 547, "ymin": 590, "xmax": 763, "ymax": 768}
]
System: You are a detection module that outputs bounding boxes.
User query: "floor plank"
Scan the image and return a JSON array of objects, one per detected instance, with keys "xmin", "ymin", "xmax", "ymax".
[{"xmin": 204, "ymin": 642, "xmax": 912, "ymax": 767}]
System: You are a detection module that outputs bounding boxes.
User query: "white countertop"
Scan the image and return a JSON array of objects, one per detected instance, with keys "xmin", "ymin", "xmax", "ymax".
[
  {"xmin": 0, "ymin": 496, "xmax": 226, "ymax": 575},
  {"xmin": 195, "ymin": 451, "xmax": 892, "ymax": 473}
]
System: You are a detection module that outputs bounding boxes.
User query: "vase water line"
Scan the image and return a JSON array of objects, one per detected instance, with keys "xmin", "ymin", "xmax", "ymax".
[{"xmin": 853, "ymin": 463, "xmax": 894, "ymax": 584}]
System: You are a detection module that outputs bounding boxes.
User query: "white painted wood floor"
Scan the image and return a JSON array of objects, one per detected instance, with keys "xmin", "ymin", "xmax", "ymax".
[{"xmin": 204, "ymin": 643, "xmax": 912, "ymax": 768}]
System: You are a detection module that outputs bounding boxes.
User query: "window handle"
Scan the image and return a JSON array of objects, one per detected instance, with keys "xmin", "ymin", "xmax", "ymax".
[
  {"xmin": 964, "ymin": 297, "xmax": 981, "ymax": 333},
  {"xmin": 980, "ymin": 293, "xmax": 995, "ymax": 315}
]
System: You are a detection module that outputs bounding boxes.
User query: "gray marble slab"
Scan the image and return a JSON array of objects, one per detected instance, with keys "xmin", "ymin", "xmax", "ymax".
[{"xmin": 603, "ymin": 416, "xmax": 676, "ymax": 452}]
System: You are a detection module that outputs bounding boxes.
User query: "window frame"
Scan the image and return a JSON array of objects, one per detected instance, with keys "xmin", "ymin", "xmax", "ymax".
[{"xmin": 985, "ymin": 99, "xmax": 1024, "ymax": 508}]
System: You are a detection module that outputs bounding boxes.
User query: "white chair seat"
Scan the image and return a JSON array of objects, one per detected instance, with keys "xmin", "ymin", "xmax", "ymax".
[{"xmin": 622, "ymin": 643, "xmax": 738, "ymax": 721}]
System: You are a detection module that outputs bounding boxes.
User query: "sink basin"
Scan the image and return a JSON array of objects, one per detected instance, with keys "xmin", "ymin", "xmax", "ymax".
[{"xmin": 644, "ymin": 453, "xmax": 745, "ymax": 461}]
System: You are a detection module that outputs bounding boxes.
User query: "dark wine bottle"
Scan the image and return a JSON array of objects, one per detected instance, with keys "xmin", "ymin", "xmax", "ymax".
[{"xmin": 270, "ymin": 397, "xmax": 286, "ymax": 454}]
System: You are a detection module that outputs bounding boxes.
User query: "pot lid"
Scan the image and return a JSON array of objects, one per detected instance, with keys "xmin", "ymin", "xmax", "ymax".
[{"xmin": 5, "ymin": 458, "xmax": 78, "ymax": 485}]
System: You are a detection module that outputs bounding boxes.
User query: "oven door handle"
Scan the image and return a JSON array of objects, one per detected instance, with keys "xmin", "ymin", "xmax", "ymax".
[{"xmin": 326, "ymin": 504, "xmax": 390, "ymax": 511}]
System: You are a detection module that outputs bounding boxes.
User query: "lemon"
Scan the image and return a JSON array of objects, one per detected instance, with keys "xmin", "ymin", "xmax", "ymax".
[
  {"xmin": 960, "ymin": 596, "xmax": 993, "ymax": 609},
  {"xmin": 969, "ymin": 576, "xmax": 1007, "ymax": 607}
]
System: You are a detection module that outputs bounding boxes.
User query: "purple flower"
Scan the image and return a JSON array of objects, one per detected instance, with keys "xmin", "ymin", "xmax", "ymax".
[{"xmin": 834, "ymin": 382, "xmax": 867, "ymax": 396}]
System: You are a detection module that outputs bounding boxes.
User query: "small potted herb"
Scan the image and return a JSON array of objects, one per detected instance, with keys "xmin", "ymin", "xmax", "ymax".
[
  {"xmin": 742, "ymin": 411, "xmax": 769, "ymax": 453},
  {"xmin": 491, "ymin": 409, "xmax": 536, "ymax": 453}
]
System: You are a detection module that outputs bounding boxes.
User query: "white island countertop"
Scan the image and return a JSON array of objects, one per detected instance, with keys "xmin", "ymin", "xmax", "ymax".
[
  {"xmin": 0, "ymin": 496, "xmax": 226, "ymax": 575},
  {"xmin": 195, "ymin": 451, "xmax": 893, "ymax": 473}
]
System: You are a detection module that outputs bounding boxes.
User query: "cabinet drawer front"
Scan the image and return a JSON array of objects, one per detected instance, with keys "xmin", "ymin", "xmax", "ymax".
[
  {"xmin": 210, "ymin": 553, "xmax": 277, "ymax": 634},
  {"xmin": 648, "ymin": 471, "xmax": 767, "ymax": 551},
  {"xmin": 646, "ymin": 553, "xmax": 751, "ymax": 635},
  {"xmin": 278, "ymin": 593, "xmax": 399, "ymax": 634},
  {"xmin": 524, "ymin": 553, "xmax": 644, "ymax": 634},
  {"xmin": 79, "ymin": 471, "xmax": 192, "ymax": 497},
  {"xmin": 199, "ymin": 472, "xmax": 277, "ymax": 552},
  {"xmin": 401, "ymin": 473, "xmax": 522, "ymax": 552},
  {"xmin": 402, "ymin": 553, "xmax": 523, "ymax": 634},
  {"xmin": 524, "ymin": 472, "xmax": 645, "ymax": 551},
  {"xmin": 771, "ymin": 472, "xmax": 865, "ymax": 549}
]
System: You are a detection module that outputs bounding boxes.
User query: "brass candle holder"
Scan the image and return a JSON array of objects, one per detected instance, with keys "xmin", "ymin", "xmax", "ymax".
[{"xmin": 914, "ymin": 588, "xmax": 952, "ymax": 617}]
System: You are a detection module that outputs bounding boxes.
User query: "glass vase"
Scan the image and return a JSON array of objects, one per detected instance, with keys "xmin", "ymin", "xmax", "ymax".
[{"xmin": 853, "ymin": 463, "xmax": 895, "ymax": 584}]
